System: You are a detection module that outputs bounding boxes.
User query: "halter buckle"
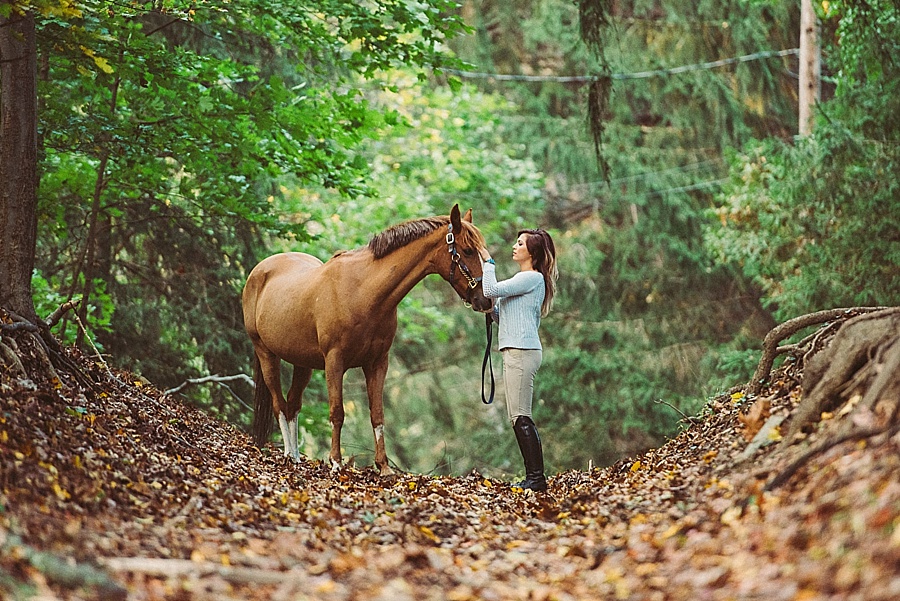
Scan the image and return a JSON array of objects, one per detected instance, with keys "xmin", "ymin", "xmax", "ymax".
[{"xmin": 446, "ymin": 232, "xmax": 455, "ymax": 245}]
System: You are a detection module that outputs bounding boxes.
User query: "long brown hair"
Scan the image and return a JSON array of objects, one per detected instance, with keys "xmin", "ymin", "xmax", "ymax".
[{"xmin": 519, "ymin": 228, "xmax": 558, "ymax": 317}]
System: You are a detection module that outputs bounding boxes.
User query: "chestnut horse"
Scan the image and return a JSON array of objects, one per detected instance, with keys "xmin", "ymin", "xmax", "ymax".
[{"xmin": 243, "ymin": 204, "xmax": 491, "ymax": 475}]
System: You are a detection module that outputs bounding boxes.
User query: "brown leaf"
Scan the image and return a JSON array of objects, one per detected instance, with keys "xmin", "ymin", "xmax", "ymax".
[{"xmin": 738, "ymin": 398, "xmax": 771, "ymax": 441}]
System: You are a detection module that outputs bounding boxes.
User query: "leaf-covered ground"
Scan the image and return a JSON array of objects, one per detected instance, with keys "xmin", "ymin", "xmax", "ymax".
[{"xmin": 1, "ymin": 343, "xmax": 898, "ymax": 600}]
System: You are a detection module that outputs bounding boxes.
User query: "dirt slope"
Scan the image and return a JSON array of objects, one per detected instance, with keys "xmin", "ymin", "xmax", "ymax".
[{"xmin": 1, "ymin": 321, "xmax": 898, "ymax": 600}]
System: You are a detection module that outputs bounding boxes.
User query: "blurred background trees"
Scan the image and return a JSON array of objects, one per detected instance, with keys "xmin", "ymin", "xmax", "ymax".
[{"xmin": 15, "ymin": 0, "xmax": 898, "ymax": 477}]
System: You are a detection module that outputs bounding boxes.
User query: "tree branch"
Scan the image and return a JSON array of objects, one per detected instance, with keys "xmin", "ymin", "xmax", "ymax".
[
  {"xmin": 44, "ymin": 298, "xmax": 81, "ymax": 328},
  {"xmin": 164, "ymin": 373, "xmax": 255, "ymax": 396}
]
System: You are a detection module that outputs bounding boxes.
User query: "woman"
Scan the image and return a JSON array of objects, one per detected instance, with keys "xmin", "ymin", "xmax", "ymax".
[{"xmin": 479, "ymin": 229, "xmax": 558, "ymax": 492}]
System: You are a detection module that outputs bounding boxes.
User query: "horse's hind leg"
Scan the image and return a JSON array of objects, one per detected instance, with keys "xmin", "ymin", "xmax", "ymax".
[
  {"xmin": 283, "ymin": 365, "xmax": 312, "ymax": 462},
  {"xmin": 256, "ymin": 349, "xmax": 295, "ymax": 461}
]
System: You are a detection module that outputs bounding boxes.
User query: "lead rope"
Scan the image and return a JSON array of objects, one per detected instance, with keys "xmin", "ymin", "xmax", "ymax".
[{"xmin": 481, "ymin": 312, "xmax": 495, "ymax": 404}]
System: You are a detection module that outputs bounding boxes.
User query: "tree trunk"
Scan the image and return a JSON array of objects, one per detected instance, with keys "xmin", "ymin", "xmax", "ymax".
[
  {"xmin": 798, "ymin": 0, "xmax": 820, "ymax": 136},
  {"xmin": 0, "ymin": 7, "xmax": 39, "ymax": 322}
]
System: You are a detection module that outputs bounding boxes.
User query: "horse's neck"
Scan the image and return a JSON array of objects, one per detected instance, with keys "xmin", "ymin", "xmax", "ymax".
[{"xmin": 366, "ymin": 234, "xmax": 442, "ymax": 308}]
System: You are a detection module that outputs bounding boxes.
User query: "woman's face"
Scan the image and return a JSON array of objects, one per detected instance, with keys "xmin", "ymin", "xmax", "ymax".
[{"xmin": 512, "ymin": 233, "xmax": 532, "ymax": 267}]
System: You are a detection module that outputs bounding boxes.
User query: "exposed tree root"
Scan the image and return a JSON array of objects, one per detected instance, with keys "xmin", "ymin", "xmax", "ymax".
[
  {"xmin": 735, "ymin": 306, "xmax": 900, "ymax": 492},
  {"xmin": 1, "ymin": 306, "xmax": 97, "ymax": 392},
  {"xmin": 780, "ymin": 307, "xmax": 900, "ymax": 447},
  {"xmin": 748, "ymin": 306, "xmax": 888, "ymax": 395},
  {"xmin": 765, "ymin": 421, "xmax": 900, "ymax": 491}
]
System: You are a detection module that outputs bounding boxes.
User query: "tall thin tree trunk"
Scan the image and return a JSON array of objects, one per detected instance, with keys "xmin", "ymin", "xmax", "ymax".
[
  {"xmin": 75, "ymin": 72, "xmax": 120, "ymax": 347},
  {"xmin": 799, "ymin": 0, "xmax": 821, "ymax": 136},
  {"xmin": 0, "ymin": 8, "xmax": 39, "ymax": 322}
]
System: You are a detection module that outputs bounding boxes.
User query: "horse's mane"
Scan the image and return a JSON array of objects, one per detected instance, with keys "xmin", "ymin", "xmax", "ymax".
[{"xmin": 367, "ymin": 216, "xmax": 485, "ymax": 260}]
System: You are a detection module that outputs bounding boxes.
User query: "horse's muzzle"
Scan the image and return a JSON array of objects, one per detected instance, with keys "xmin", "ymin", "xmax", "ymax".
[{"xmin": 469, "ymin": 293, "xmax": 494, "ymax": 313}]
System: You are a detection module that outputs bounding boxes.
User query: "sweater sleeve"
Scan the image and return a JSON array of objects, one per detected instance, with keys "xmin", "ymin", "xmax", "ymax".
[{"xmin": 482, "ymin": 263, "xmax": 542, "ymax": 299}]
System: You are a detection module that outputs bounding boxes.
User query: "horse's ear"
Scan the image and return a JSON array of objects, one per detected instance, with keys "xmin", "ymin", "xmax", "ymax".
[
  {"xmin": 450, "ymin": 204, "xmax": 462, "ymax": 230},
  {"xmin": 462, "ymin": 208, "xmax": 473, "ymax": 223}
]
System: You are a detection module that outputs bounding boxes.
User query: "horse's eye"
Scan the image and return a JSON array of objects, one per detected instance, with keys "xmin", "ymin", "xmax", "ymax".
[{"xmin": 463, "ymin": 248, "xmax": 476, "ymax": 257}]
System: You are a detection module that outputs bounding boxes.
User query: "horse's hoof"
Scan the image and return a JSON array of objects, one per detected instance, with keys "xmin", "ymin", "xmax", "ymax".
[{"xmin": 379, "ymin": 465, "xmax": 395, "ymax": 477}]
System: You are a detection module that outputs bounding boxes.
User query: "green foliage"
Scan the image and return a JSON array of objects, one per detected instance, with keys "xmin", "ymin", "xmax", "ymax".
[
  {"xmin": 32, "ymin": 271, "xmax": 112, "ymax": 347},
  {"xmin": 705, "ymin": 0, "xmax": 900, "ymax": 321},
  {"xmin": 22, "ymin": 0, "xmax": 896, "ymax": 478},
  {"xmin": 30, "ymin": 0, "xmax": 468, "ymax": 427},
  {"xmin": 428, "ymin": 0, "xmax": 801, "ymax": 471},
  {"xmin": 274, "ymin": 74, "xmax": 547, "ymax": 471}
]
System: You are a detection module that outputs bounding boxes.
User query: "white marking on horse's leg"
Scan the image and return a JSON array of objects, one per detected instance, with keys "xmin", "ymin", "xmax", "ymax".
[
  {"xmin": 373, "ymin": 425, "xmax": 394, "ymax": 475},
  {"xmin": 278, "ymin": 413, "xmax": 292, "ymax": 458},
  {"xmin": 288, "ymin": 418, "xmax": 300, "ymax": 462},
  {"xmin": 330, "ymin": 457, "xmax": 341, "ymax": 472}
]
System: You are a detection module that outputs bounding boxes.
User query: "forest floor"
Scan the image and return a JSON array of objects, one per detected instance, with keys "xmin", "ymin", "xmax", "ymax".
[{"xmin": 1, "ymin": 341, "xmax": 898, "ymax": 600}]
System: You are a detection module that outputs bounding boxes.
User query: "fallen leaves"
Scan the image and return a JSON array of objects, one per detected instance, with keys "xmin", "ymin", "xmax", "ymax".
[
  {"xmin": 0, "ymin": 344, "xmax": 898, "ymax": 600},
  {"xmin": 738, "ymin": 397, "xmax": 771, "ymax": 441}
]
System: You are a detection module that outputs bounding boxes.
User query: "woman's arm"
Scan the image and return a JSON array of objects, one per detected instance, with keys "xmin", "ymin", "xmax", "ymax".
[{"xmin": 481, "ymin": 262, "xmax": 541, "ymax": 299}]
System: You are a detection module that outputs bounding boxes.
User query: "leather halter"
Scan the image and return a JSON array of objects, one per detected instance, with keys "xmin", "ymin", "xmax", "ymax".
[
  {"xmin": 446, "ymin": 222, "xmax": 481, "ymax": 305},
  {"xmin": 447, "ymin": 222, "xmax": 494, "ymax": 404}
]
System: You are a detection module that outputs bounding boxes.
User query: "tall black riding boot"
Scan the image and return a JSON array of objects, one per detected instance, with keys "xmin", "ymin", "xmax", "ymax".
[{"xmin": 512, "ymin": 416, "xmax": 547, "ymax": 492}]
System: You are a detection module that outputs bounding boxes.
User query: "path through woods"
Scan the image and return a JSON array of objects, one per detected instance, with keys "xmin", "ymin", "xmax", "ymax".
[{"xmin": 1, "ymin": 308, "xmax": 898, "ymax": 600}]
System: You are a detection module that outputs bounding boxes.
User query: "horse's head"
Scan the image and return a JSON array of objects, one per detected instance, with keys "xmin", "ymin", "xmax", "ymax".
[{"xmin": 441, "ymin": 204, "xmax": 493, "ymax": 313}]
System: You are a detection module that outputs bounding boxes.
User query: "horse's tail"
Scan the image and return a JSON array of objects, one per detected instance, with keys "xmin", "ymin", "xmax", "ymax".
[{"xmin": 251, "ymin": 353, "xmax": 274, "ymax": 447}]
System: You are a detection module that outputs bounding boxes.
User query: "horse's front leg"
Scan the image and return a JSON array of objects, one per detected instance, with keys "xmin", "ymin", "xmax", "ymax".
[
  {"xmin": 324, "ymin": 355, "xmax": 346, "ymax": 471},
  {"xmin": 363, "ymin": 354, "xmax": 394, "ymax": 476}
]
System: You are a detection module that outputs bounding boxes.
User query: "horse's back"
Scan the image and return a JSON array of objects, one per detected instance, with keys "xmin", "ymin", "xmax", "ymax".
[
  {"xmin": 243, "ymin": 252, "xmax": 323, "ymax": 337},
  {"xmin": 251, "ymin": 252, "xmax": 323, "ymax": 278}
]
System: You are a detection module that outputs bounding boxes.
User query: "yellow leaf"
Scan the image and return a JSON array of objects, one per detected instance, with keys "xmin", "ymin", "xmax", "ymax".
[
  {"xmin": 482, "ymin": 479, "xmax": 493, "ymax": 487},
  {"xmin": 91, "ymin": 55, "xmax": 114, "ymax": 74},
  {"xmin": 767, "ymin": 427, "xmax": 782, "ymax": 442},
  {"xmin": 73, "ymin": 455, "xmax": 83, "ymax": 469},
  {"xmin": 190, "ymin": 550, "xmax": 205, "ymax": 563},
  {"xmin": 731, "ymin": 391, "xmax": 745, "ymax": 402},
  {"xmin": 630, "ymin": 461, "xmax": 641, "ymax": 472},
  {"xmin": 0, "ymin": 431, "xmax": 7, "ymax": 443},
  {"xmin": 418, "ymin": 525, "xmax": 440, "ymax": 543},
  {"xmin": 661, "ymin": 524, "xmax": 681, "ymax": 540},
  {"xmin": 408, "ymin": 481, "xmax": 417, "ymax": 491},
  {"xmin": 52, "ymin": 482, "xmax": 70, "ymax": 500},
  {"xmin": 703, "ymin": 450, "xmax": 718, "ymax": 463}
]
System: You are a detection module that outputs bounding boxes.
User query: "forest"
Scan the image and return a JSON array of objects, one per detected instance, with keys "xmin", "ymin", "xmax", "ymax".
[{"xmin": 1, "ymin": 0, "xmax": 898, "ymax": 599}]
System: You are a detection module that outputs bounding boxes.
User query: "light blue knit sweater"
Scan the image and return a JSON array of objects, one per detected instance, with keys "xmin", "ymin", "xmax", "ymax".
[{"xmin": 481, "ymin": 262, "xmax": 545, "ymax": 351}]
